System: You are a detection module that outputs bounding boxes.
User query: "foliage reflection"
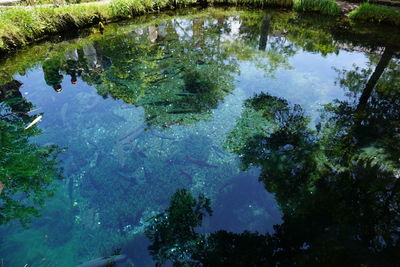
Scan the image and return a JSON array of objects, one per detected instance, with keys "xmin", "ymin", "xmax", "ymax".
[
  {"xmin": 146, "ymin": 47, "xmax": 400, "ymax": 266},
  {"xmin": 0, "ymin": 80, "xmax": 63, "ymax": 226}
]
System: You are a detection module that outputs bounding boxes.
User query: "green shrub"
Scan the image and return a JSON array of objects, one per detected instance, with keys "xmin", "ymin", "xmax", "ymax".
[
  {"xmin": 349, "ymin": 3, "xmax": 400, "ymax": 26},
  {"xmin": 294, "ymin": 0, "xmax": 340, "ymax": 15}
]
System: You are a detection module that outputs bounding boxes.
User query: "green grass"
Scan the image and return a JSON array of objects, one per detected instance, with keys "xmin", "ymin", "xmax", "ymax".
[
  {"xmin": 349, "ymin": 3, "xmax": 400, "ymax": 26},
  {"xmin": 0, "ymin": 0, "xmax": 198, "ymax": 53},
  {"xmin": 208, "ymin": 0, "xmax": 293, "ymax": 7},
  {"xmin": 108, "ymin": 0, "xmax": 159, "ymax": 18},
  {"xmin": 16, "ymin": 0, "xmax": 97, "ymax": 5},
  {"xmin": 0, "ymin": 8, "xmax": 222, "ymax": 84},
  {"xmin": 293, "ymin": 0, "xmax": 340, "ymax": 15},
  {"xmin": 0, "ymin": 0, "xmax": 397, "ymax": 55},
  {"xmin": 108, "ymin": 0, "xmax": 195, "ymax": 18},
  {"xmin": 0, "ymin": 4, "xmax": 110, "ymax": 50}
]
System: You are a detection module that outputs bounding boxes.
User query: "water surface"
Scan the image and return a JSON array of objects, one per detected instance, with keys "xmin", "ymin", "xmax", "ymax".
[{"xmin": 0, "ymin": 8, "xmax": 399, "ymax": 266}]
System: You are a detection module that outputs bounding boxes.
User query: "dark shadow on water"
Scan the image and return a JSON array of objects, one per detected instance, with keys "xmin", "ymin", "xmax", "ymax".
[
  {"xmin": 210, "ymin": 170, "xmax": 281, "ymax": 234},
  {"xmin": 144, "ymin": 46, "xmax": 400, "ymax": 266}
]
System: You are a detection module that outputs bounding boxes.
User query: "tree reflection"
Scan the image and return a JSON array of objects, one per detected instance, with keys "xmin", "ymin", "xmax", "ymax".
[
  {"xmin": 30, "ymin": 12, "xmax": 356, "ymax": 131},
  {"xmin": 145, "ymin": 189, "xmax": 212, "ymax": 266},
  {"xmin": 356, "ymin": 47, "xmax": 394, "ymax": 113},
  {"xmin": 36, "ymin": 12, "xmax": 345, "ymax": 129},
  {"xmin": 258, "ymin": 17, "xmax": 270, "ymax": 51},
  {"xmin": 43, "ymin": 57, "xmax": 64, "ymax": 92},
  {"xmin": 0, "ymin": 80, "xmax": 33, "ymax": 120},
  {"xmin": 145, "ymin": 49, "xmax": 400, "ymax": 265},
  {"xmin": 92, "ymin": 18, "xmax": 238, "ymax": 127},
  {"xmin": 0, "ymin": 82, "xmax": 63, "ymax": 226}
]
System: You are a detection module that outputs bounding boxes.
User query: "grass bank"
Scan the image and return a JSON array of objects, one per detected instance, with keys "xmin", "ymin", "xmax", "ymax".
[
  {"xmin": 349, "ymin": 3, "xmax": 400, "ymax": 26},
  {"xmin": 0, "ymin": 0, "xmax": 191, "ymax": 43},
  {"xmin": 207, "ymin": 0, "xmax": 292, "ymax": 7},
  {"xmin": 0, "ymin": 3, "xmax": 110, "ymax": 53},
  {"xmin": 294, "ymin": 0, "xmax": 339, "ymax": 15},
  {"xmin": 0, "ymin": 0, "xmax": 292, "ymax": 54},
  {"xmin": 0, "ymin": 0, "xmax": 396, "ymax": 55}
]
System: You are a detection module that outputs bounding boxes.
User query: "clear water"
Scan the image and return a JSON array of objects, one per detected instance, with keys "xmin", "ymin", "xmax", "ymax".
[{"xmin": 0, "ymin": 8, "xmax": 399, "ymax": 266}]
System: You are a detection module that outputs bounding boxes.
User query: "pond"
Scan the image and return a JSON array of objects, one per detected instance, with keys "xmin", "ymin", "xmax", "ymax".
[{"xmin": 0, "ymin": 7, "xmax": 399, "ymax": 266}]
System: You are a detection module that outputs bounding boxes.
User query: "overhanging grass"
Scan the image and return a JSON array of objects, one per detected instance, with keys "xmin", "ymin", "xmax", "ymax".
[
  {"xmin": 0, "ymin": 0, "xmax": 396, "ymax": 55},
  {"xmin": 0, "ymin": 7, "xmax": 234, "ymax": 83},
  {"xmin": 108, "ymin": 0, "xmax": 170, "ymax": 18},
  {"xmin": 0, "ymin": 0, "xmax": 292, "ymax": 50},
  {"xmin": 208, "ymin": 0, "xmax": 293, "ymax": 8},
  {"xmin": 0, "ymin": 4, "xmax": 109, "ymax": 50},
  {"xmin": 293, "ymin": 0, "xmax": 340, "ymax": 15},
  {"xmin": 0, "ymin": 0, "xmax": 196, "ymax": 53},
  {"xmin": 349, "ymin": 3, "xmax": 400, "ymax": 26}
]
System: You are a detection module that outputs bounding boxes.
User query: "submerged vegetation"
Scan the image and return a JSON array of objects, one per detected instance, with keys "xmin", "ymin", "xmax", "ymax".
[{"xmin": 349, "ymin": 3, "xmax": 400, "ymax": 26}]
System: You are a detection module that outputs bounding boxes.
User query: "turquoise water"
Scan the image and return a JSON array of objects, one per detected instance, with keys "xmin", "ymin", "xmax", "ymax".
[{"xmin": 1, "ymin": 8, "xmax": 400, "ymax": 266}]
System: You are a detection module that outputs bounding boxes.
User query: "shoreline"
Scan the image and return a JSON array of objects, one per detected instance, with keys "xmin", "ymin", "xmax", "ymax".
[{"xmin": 0, "ymin": 0, "xmax": 399, "ymax": 56}]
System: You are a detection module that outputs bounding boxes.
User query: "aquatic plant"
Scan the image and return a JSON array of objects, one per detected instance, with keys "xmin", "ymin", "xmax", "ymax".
[
  {"xmin": 293, "ymin": 0, "xmax": 340, "ymax": 15},
  {"xmin": 349, "ymin": 3, "xmax": 400, "ymax": 26}
]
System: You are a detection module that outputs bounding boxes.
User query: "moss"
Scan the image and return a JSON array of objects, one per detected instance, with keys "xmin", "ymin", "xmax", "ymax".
[
  {"xmin": 349, "ymin": 3, "xmax": 400, "ymax": 26},
  {"xmin": 293, "ymin": 0, "xmax": 340, "ymax": 15}
]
